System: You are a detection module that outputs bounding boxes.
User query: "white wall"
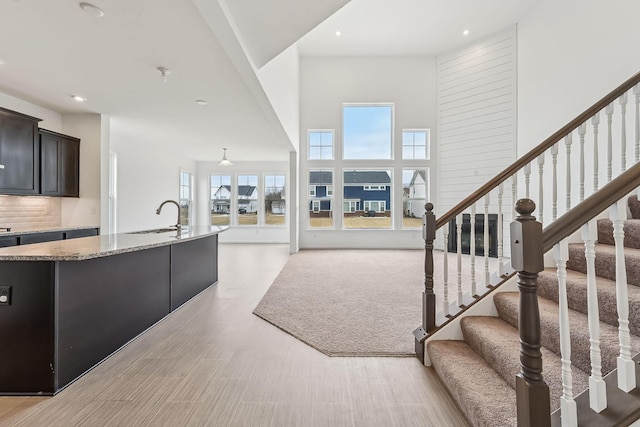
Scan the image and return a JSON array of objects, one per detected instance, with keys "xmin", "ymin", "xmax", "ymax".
[
  {"xmin": 196, "ymin": 160, "xmax": 290, "ymax": 243},
  {"xmin": 299, "ymin": 56, "xmax": 437, "ymax": 249},
  {"xmin": 110, "ymin": 136, "xmax": 196, "ymax": 233},
  {"xmin": 518, "ymin": 0, "xmax": 640, "ymax": 155},
  {"xmin": 257, "ymin": 44, "xmax": 300, "ymax": 152},
  {"xmin": 60, "ymin": 114, "xmax": 103, "ymax": 227}
]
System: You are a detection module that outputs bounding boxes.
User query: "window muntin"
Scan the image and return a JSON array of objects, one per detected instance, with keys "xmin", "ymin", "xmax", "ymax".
[
  {"xmin": 308, "ymin": 170, "xmax": 333, "ymax": 228},
  {"xmin": 343, "ymin": 169, "xmax": 392, "ymax": 229},
  {"xmin": 402, "ymin": 168, "xmax": 429, "ymax": 228},
  {"xmin": 210, "ymin": 175, "xmax": 231, "ymax": 226},
  {"xmin": 402, "ymin": 130, "xmax": 429, "ymax": 160},
  {"xmin": 264, "ymin": 174, "xmax": 285, "ymax": 226},
  {"xmin": 179, "ymin": 171, "xmax": 192, "ymax": 227},
  {"xmin": 237, "ymin": 174, "xmax": 258, "ymax": 226},
  {"xmin": 308, "ymin": 130, "xmax": 334, "ymax": 160},
  {"xmin": 343, "ymin": 105, "xmax": 393, "ymax": 160}
]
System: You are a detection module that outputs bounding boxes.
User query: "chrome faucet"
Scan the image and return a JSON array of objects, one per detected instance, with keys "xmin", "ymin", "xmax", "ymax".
[{"xmin": 156, "ymin": 200, "xmax": 181, "ymax": 233}]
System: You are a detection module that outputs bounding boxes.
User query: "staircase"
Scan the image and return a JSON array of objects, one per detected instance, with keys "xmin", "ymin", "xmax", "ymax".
[{"xmin": 427, "ymin": 196, "xmax": 640, "ymax": 426}]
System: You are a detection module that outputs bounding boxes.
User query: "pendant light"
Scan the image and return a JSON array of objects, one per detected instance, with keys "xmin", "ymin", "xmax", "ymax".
[{"xmin": 218, "ymin": 148, "xmax": 233, "ymax": 166}]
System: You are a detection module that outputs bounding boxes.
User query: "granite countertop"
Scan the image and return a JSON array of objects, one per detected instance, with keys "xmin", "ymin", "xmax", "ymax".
[
  {"xmin": 0, "ymin": 226, "xmax": 228, "ymax": 261},
  {"xmin": 0, "ymin": 225, "xmax": 99, "ymax": 237}
]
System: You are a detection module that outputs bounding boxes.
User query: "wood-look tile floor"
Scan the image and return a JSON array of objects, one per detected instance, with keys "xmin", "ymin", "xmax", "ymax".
[{"xmin": 0, "ymin": 244, "xmax": 469, "ymax": 427}]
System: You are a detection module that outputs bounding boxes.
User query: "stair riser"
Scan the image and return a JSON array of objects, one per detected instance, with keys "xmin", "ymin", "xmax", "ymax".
[
  {"xmin": 567, "ymin": 245, "xmax": 640, "ymax": 287},
  {"xmin": 597, "ymin": 219, "xmax": 640, "ymax": 249}
]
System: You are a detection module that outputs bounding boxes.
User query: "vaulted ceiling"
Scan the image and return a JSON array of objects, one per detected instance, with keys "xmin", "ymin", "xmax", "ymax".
[{"xmin": 0, "ymin": 0, "xmax": 535, "ymax": 162}]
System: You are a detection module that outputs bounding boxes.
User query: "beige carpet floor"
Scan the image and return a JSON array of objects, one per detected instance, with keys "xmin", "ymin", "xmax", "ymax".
[{"xmin": 253, "ymin": 249, "xmax": 500, "ymax": 356}]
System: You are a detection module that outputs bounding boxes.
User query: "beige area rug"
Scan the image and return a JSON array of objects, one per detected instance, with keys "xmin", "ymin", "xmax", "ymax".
[{"xmin": 253, "ymin": 249, "xmax": 499, "ymax": 356}]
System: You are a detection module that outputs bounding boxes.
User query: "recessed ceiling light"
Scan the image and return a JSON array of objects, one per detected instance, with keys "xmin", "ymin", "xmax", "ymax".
[
  {"xmin": 79, "ymin": 2, "xmax": 104, "ymax": 17},
  {"xmin": 335, "ymin": 30, "xmax": 341, "ymax": 36},
  {"xmin": 463, "ymin": 29, "xmax": 470, "ymax": 36},
  {"xmin": 71, "ymin": 95, "xmax": 87, "ymax": 102},
  {"xmin": 195, "ymin": 100, "xmax": 208, "ymax": 105}
]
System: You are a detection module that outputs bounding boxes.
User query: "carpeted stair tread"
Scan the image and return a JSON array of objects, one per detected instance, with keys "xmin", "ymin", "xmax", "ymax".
[
  {"xmin": 629, "ymin": 194, "xmax": 640, "ymax": 219},
  {"xmin": 566, "ymin": 243, "xmax": 640, "ymax": 287},
  {"xmin": 427, "ymin": 339, "xmax": 517, "ymax": 427},
  {"xmin": 538, "ymin": 268, "xmax": 640, "ymax": 336},
  {"xmin": 597, "ymin": 218, "xmax": 640, "ymax": 249},
  {"xmin": 494, "ymin": 292, "xmax": 640, "ymax": 375},
  {"xmin": 460, "ymin": 316, "xmax": 590, "ymax": 411}
]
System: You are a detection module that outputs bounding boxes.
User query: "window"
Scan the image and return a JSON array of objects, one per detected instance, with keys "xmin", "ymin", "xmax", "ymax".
[
  {"xmin": 308, "ymin": 130, "xmax": 333, "ymax": 160},
  {"xmin": 343, "ymin": 169, "xmax": 392, "ymax": 229},
  {"xmin": 402, "ymin": 130, "xmax": 429, "ymax": 160},
  {"xmin": 364, "ymin": 201, "xmax": 386, "ymax": 212},
  {"xmin": 237, "ymin": 175, "xmax": 258, "ymax": 225},
  {"xmin": 402, "ymin": 168, "xmax": 429, "ymax": 228},
  {"xmin": 364, "ymin": 185, "xmax": 386, "ymax": 191},
  {"xmin": 308, "ymin": 170, "xmax": 333, "ymax": 228},
  {"xmin": 210, "ymin": 175, "xmax": 231, "ymax": 226},
  {"xmin": 343, "ymin": 104, "xmax": 393, "ymax": 159},
  {"xmin": 179, "ymin": 171, "xmax": 192, "ymax": 227},
  {"xmin": 264, "ymin": 174, "xmax": 285, "ymax": 226}
]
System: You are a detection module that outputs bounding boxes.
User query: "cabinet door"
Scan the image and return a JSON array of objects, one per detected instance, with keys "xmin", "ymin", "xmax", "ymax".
[
  {"xmin": 0, "ymin": 112, "xmax": 40, "ymax": 195},
  {"xmin": 40, "ymin": 132, "xmax": 60, "ymax": 196},
  {"xmin": 60, "ymin": 138, "xmax": 79, "ymax": 197}
]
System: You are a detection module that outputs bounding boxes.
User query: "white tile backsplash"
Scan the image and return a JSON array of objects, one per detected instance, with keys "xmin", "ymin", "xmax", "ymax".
[{"xmin": 0, "ymin": 196, "xmax": 62, "ymax": 228}]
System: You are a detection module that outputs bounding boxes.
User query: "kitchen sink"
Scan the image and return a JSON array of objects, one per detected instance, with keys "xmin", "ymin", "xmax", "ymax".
[{"xmin": 127, "ymin": 227, "xmax": 179, "ymax": 234}]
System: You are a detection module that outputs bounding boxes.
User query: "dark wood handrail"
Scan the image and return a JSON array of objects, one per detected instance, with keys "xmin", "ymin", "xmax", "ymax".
[
  {"xmin": 435, "ymin": 71, "xmax": 640, "ymax": 230},
  {"xmin": 542, "ymin": 161, "xmax": 640, "ymax": 252}
]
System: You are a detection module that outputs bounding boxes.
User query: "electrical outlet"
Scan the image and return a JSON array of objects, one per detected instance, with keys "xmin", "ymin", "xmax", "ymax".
[{"xmin": 0, "ymin": 286, "xmax": 11, "ymax": 306}]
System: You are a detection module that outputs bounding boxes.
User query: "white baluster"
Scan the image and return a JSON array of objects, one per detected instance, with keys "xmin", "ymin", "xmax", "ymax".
[
  {"xmin": 609, "ymin": 199, "xmax": 636, "ymax": 392},
  {"xmin": 551, "ymin": 143, "xmax": 559, "ymax": 221},
  {"xmin": 443, "ymin": 227, "xmax": 450, "ymax": 317},
  {"xmin": 581, "ymin": 221, "xmax": 607, "ymax": 412},
  {"xmin": 456, "ymin": 213, "xmax": 463, "ymax": 307},
  {"xmin": 554, "ymin": 240, "xmax": 577, "ymax": 427},
  {"xmin": 592, "ymin": 113, "xmax": 600, "ymax": 192},
  {"xmin": 524, "ymin": 163, "xmax": 531, "ymax": 198},
  {"xmin": 470, "ymin": 204, "xmax": 477, "ymax": 296},
  {"xmin": 497, "ymin": 184, "xmax": 504, "ymax": 277},
  {"xmin": 511, "ymin": 174, "xmax": 518, "ymax": 220},
  {"xmin": 634, "ymin": 84, "xmax": 640, "ymax": 163},
  {"xmin": 484, "ymin": 194, "xmax": 490, "ymax": 288},
  {"xmin": 578, "ymin": 123, "xmax": 586, "ymax": 202},
  {"xmin": 538, "ymin": 153, "xmax": 545, "ymax": 226},
  {"xmin": 606, "ymin": 102, "xmax": 614, "ymax": 182},
  {"xmin": 565, "ymin": 133, "xmax": 572, "ymax": 212},
  {"xmin": 620, "ymin": 93, "xmax": 628, "ymax": 172}
]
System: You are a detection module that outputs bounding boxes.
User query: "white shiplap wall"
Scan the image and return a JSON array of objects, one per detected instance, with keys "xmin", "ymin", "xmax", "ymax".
[{"xmin": 437, "ymin": 27, "xmax": 517, "ymax": 216}]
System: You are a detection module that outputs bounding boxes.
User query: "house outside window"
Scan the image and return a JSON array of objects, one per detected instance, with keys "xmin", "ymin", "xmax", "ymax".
[
  {"xmin": 210, "ymin": 175, "xmax": 231, "ymax": 226},
  {"xmin": 237, "ymin": 174, "xmax": 258, "ymax": 225},
  {"xmin": 402, "ymin": 129, "xmax": 430, "ymax": 160},
  {"xmin": 264, "ymin": 174, "xmax": 285, "ymax": 226},
  {"xmin": 308, "ymin": 170, "xmax": 333, "ymax": 228},
  {"xmin": 343, "ymin": 169, "xmax": 391, "ymax": 229},
  {"xmin": 402, "ymin": 168, "xmax": 429, "ymax": 228},
  {"xmin": 308, "ymin": 130, "xmax": 334, "ymax": 160},
  {"xmin": 179, "ymin": 171, "xmax": 193, "ymax": 227}
]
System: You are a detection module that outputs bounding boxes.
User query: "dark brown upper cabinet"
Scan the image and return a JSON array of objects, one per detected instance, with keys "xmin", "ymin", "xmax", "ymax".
[
  {"xmin": 39, "ymin": 129, "xmax": 80, "ymax": 198},
  {"xmin": 0, "ymin": 107, "xmax": 41, "ymax": 195}
]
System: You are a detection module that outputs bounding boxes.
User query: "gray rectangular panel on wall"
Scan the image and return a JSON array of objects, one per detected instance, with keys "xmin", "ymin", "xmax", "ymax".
[{"xmin": 437, "ymin": 26, "xmax": 517, "ymax": 215}]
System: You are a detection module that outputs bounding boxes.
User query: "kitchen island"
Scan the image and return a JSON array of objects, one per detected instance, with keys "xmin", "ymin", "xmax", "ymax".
[{"xmin": 0, "ymin": 225, "xmax": 227, "ymax": 395}]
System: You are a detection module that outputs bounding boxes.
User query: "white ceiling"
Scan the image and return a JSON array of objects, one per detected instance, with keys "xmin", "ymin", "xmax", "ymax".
[{"xmin": 0, "ymin": 0, "xmax": 536, "ymax": 162}]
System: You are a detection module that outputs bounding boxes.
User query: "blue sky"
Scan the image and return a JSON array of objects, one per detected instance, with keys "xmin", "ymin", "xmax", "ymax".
[{"xmin": 343, "ymin": 105, "xmax": 392, "ymax": 159}]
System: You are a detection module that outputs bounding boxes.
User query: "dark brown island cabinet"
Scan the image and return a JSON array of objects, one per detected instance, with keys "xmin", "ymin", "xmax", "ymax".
[
  {"xmin": 0, "ymin": 227, "xmax": 223, "ymax": 396},
  {"xmin": 0, "ymin": 106, "xmax": 81, "ymax": 197}
]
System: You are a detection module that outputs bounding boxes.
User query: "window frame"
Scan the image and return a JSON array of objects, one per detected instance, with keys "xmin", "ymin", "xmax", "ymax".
[
  {"xmin": 264, "ymin": 173, "xmax": 286, "ymax": 227},
  {"xmin": 179, "ymin": 170, "xmax": 193, "ymax": 227},
  {"xmin": 402, "ymin": 129, "xmax": 430, "ymax": 160},
  {"xmin": 308, "ymin": 129, "xmax": 334, "ymax": 160}
]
